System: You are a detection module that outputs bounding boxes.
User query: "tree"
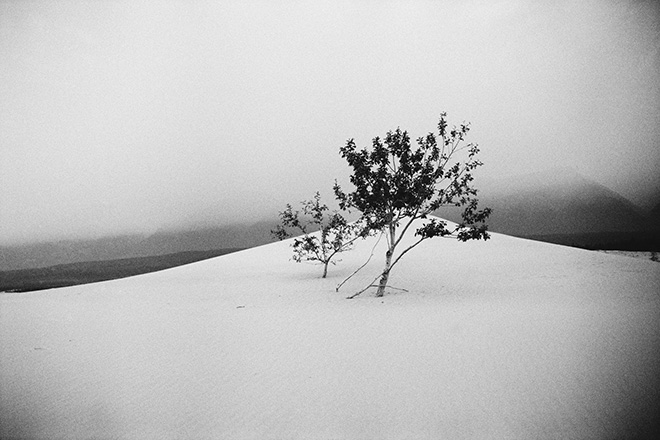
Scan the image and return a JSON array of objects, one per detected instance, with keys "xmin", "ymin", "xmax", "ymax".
[
  {"xmin": 272, "ymin": 192, "xmax": 360, "ymax": 278},
  {"xmin": 334, "ymin": 113, "xmax": 491, "ymax": 298}
]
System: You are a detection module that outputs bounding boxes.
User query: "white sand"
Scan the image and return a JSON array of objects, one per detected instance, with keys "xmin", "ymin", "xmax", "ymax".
[
  {"xmin": 2, "ymin": 219, "xmax": 659, "ymax": 439},
  {"xmin": 598, "ymin": 250, "xmax": 659, "ymax": 262}
]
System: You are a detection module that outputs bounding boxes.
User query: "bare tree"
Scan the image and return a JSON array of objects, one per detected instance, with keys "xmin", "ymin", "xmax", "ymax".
[{"xmin": 272, "ymin": 192, "xmax": 360, "ymax": 278}]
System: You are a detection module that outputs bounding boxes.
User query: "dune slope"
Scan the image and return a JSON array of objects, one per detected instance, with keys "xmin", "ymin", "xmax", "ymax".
[{"xmin": 1, "ymin": 220, "xmax": 659, "ymax": 439}]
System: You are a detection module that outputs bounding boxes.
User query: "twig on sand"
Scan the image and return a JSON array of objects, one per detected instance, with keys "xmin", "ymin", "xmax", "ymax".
[
  {"xmin": 346, "ymin": 276, "xmax": 409, "ymax": 300},
  {"xmin": 336, "ymin": 231, "xmax": 383, "ymax": 293},
  {"xmin": 346, "ymin": 273, "xmax": 381, "ymax": 299}
]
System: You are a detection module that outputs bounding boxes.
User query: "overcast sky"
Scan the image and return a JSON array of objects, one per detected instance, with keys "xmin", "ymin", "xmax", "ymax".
[{"xmin": 1, "ymin": 0, "xmax": 659, "ymax": 245}]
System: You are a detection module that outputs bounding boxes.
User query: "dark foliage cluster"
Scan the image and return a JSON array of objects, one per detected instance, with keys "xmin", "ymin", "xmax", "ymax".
[{"xmin": 334, "ymin": 113, "xmax": 490, "ymax": 242}]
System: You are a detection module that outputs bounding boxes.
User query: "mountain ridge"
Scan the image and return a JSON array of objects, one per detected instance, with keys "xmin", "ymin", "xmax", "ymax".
[
  {"xmin": 2, "ymin": 168, "xmax": 657, "ymax": 271},
  {"xmin": 0, "ymin": 221, "xmax": 278, "ymax": 271},
  {"xmin": 439, "ymin": 168, "xmax": 655, "ymax": 237}
]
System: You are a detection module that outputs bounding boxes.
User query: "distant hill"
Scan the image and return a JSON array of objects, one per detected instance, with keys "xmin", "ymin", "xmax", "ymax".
[
  {"xmin": 0, "ymin": 221, "xmax": 278, "ymax": 271},
  {"xmin": 435, "ymin": 168, "xmax": 659, "ymax": 250},
  {"xmin": 135, "ymin": 220, "xmax": 277, "ymax": 257},
  {"xmin": 0, "ymin": 249, "xmax": 242, "ymax": 293},
  {"xmin": 652, "ymin": 201, "xmax": 660, "ymax": 218},
  {"xmin": 2, "ymin": 169, "xmax": 657, "ymax": 271},
  {"xmin": 0, "ymin": 235, "xmax": 147, "ymax": 272}
]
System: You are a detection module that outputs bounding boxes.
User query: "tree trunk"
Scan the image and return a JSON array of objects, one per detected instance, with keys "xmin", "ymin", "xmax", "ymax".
[
  {"xmin": 375, "ymin": 250, "xmax": 392, "ymax": 297},
  {"xmin": 322, "ymin": 261, "xmax": 328, "ymax": 278},
  {"xmin": 376, "ymin": 220, "xmax": 396, "ymax": 297}
]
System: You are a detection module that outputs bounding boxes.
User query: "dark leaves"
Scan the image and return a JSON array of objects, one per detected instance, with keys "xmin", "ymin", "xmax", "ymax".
[{"xmin": 335, "ymin": 113, "xmax": 491, "ymax": 238}]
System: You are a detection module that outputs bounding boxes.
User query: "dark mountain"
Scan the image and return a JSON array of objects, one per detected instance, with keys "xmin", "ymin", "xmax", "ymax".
[
  {"xmin": 435, "ymin": 168, "xmax": 659, "ymax": 250},
  {"xmin": 651, "ymin": 201, "xmax": 660, "ymax": 218},
  {"xmin": 0, "ymin": 249, "xmax": 242, "ymax": 293},
  {"xmin": 136, "ymin": 220, "xmax": 277, "ymax": 257},
  {"xmin": 0, "ymin": 235, "xmax": 147, "ymax": 272},
  {"xmin": 0, "ymin": 221, "xmax": 279, "ymax": 271}
]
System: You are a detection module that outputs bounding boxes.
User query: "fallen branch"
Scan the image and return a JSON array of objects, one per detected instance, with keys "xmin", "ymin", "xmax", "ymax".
[
  {"xmin": 346, "ymin": 276, "xmax": 409, "ymax": 300},
  {"xmin": 336, "ymin": 231, "xmax": 383, "ymax": 293},
  {"xmin": 346, "ymin": 273, "xmax": 381, "ymax": 299}
]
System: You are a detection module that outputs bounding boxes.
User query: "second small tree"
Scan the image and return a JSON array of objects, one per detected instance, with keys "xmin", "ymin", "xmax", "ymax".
[{"xmin": 272, "ymin": 192, "xmax": 360, "ymax": 278}]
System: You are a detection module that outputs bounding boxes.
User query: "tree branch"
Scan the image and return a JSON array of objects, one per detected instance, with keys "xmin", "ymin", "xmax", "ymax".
[
  {"xmin": 388, "ymin": 236, "xmax": 426, "ymax": 273},
  {"xmin": 391, "ymin": 206, "xmax": 421, "ymax": 251},
  {"xmin": 336, "ymin": 231, "xmax": 384, "ymax": 292},
  {"xmin": 346, "ymin": 273, "xmax": 382, "ymax": 299}
]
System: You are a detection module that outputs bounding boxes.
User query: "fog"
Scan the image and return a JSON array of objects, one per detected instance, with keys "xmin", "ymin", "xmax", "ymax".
[{"xmin": 1, "ymin": 0, "xmax": 658, "ymax": 245}]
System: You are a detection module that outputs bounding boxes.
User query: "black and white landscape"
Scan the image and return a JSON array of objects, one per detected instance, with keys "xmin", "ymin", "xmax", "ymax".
[{"xmin": 1, "ymin": 1, "xmax": 659, "ymax": 439}]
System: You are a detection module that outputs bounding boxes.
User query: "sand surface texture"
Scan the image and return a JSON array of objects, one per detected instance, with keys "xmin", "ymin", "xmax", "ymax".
[{"xmin": 2, "ymin": 219, "xmax": 659, "ymax": 439}]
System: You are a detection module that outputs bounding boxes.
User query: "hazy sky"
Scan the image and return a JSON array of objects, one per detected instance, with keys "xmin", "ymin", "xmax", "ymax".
[{"xmin": 1, "ymin": 0, "xmax": 659, "ymax": 245}]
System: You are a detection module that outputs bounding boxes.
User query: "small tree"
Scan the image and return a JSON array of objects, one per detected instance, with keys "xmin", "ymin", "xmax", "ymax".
[
  {"xmin": 334, "ymin": 113, "xmax": 491, "ymax": 298},
  {"xmin": 272, "ymin": 192, "xmax": 360, "ymax": 278}
]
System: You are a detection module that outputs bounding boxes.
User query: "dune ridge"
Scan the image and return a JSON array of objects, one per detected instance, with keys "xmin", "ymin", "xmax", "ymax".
[{"xmin": 1, "ymin": 218, "xmax": 659, "ymax": 439}]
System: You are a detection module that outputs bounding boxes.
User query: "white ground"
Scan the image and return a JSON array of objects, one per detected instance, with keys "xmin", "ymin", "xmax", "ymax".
[
  {"xmin": 2, "ymin": 218, "xmax": 659, "ymax": 439},
  {"xmin": 597, "ymin": 250, "xmax": 659, "ymax": 262}
]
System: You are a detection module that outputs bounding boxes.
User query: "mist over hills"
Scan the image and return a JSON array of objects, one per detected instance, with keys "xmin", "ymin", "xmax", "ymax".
[
  {"xmin": 0, "ymin": 221, "xmax": 278, "ymax": 271},
  {"xmin": 134, "ymin": 220, "xmax": 276, "ymax": 256},
  {"xmin": 1, "ymin": 168, "xmax": 658, "ymax": 271},
  {"xmin": 476, "ymin": 168, "xmax": 651, "ymax": 235},
  {"xmin": 437, "ymin": 168, "xmax": 659, "ymax": 249}
]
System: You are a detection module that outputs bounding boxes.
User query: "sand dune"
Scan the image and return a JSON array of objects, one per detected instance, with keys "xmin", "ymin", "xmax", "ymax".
[{"xmin": 1, "ymin": 219, "xmax": 659, "ymax": 439}]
